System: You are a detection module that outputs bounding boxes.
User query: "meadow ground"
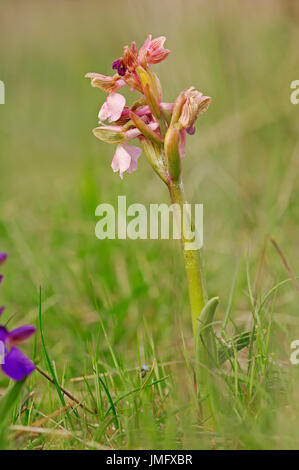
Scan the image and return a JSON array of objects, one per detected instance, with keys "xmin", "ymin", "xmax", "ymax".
[{"xmin": 0, "ymin": 0, "xmax": 299, "ymax": 450}]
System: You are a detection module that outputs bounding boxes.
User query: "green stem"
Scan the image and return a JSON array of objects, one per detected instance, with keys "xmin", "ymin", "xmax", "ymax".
[
  {"xmin": 168, "ymin": 180, "xmax": 220, "ymax": 428},
  {"xmin": 168, "ymin": 180, "xmax": 208, "ymax": 336}
]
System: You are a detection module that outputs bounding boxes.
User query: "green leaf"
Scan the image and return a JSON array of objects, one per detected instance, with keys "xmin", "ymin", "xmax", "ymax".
[
  {"xmin": 217, "ymin": 331, "xmax": 254, "ymax": 365},
  {"xmin": 196, "ymin": 297, "xmax": 219, "ymax": 370},
  {"xmin": 195, "ymin": 297, "xmax": 219, "ymax": 427}
]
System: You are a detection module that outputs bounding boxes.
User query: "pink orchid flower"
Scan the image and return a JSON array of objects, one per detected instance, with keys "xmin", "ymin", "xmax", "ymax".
[
  {"xmin": 111, "ymin": 144, "xmax": 142, "ymax": 179},
  {"xmin": 92, "ymin": 120, "xmax": 159, "ymax": 179},
  {"xmin": 111, "ymin": 121, "xmax": 159, "ymax": 178},
  {"xmin": 139, "ymin": 35, "xmax": 170, "ymax": 66},
  {"xmin": 98, "ymin": 93, "xmax": 126, "ymax": 123}
]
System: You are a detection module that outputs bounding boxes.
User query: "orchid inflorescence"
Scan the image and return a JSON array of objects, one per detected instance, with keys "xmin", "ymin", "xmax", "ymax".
[
  {"xmin": 86, "ymin": 35, "xmax": 211, "ymax": 181},
  {"xmin": 0, "ymin": 253, "xmax": 35, "ymax": 381}
]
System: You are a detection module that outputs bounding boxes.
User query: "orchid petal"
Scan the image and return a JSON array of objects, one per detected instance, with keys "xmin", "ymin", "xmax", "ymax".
[
  {"xmin": 85, "ymin": 73, "xmax": 126, "ymax": 93},
  {"xmin": 139, "ymin": 35, "xmax": 170, "ymax": 65},
  {"xmin": 98, "ymin": 93, "xmax": 126, "ymax": 123},
  {"xmin": 111, "ymin": 144, "xmax": 142, "ymax": 179},
  {"xmin": 125, "ymin": 128, "xmax": 141, "ymax": 141}
]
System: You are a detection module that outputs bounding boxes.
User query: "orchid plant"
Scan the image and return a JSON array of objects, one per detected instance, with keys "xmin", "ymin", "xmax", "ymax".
[{"xmin": 86, "ymin": 35, "xmax": 219, "ymax": 424}]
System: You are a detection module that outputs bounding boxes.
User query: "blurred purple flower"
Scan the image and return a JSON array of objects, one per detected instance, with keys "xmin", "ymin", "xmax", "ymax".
[
  {"xmin": 0, "ymin": 253, "xmax": 36, "ymax": 381},
  {"xmin": 0, "ymin": 253, "xmax": 7, "ymax": 266}
]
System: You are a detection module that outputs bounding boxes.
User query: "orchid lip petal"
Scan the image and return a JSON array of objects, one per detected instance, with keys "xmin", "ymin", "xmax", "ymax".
[
  {"xmin": 186, "ymin": 124, "xmax": 196, "ymax": 135},
  {"xmin": 111, "ymin": 144, "xmax": 142, "ymax": 179},
  {"xmin": 112, "ymin": 59, "xmax": 126, "ymax": 76}
]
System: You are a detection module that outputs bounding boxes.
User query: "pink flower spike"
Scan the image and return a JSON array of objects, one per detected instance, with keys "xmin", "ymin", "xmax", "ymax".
[
  {"xmin": 98, "ymin": 93, "xmax": 126, "ymax": 123},
  {"xmin": 139, "ymin": 35, "xmax": 170, "ymax": 65},
  {"xmin": 111, "ymin": 144, "xmax": 142, "ymax": 179}
]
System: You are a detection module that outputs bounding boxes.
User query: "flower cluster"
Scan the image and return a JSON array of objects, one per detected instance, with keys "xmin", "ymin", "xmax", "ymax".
[
  {"xmin": 0, "ymin": 253, "xmax": 35, "ymax": 381},
  {"xmin": 86, "ymin": 35, "xmax": 211, "ymax": 181}
]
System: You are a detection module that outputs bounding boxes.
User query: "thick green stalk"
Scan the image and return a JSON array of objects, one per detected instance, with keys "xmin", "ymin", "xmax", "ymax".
[
  {"xmin": 168, "ymin": 180, "xmax": 220, "ymax": 428},
  {"xmin": 168, "ymin": 180, "xmax": 208, "ymax": 336}
]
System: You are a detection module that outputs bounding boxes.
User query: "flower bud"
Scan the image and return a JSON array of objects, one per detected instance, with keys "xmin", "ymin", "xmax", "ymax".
[
  {"xmin": 136, "ymin": 66, "xmax": 161, "ymax": 119},
  {"xmin": 178, "ymin": 87, "xmax": 211, "ymax": 130},
  {"xmin": 170, "ymin": 90, "xmax": 187, "ymax": 127},
  {"xmin": 164, "ymin": 125, "xmax": 181, "ymax": 182},
  {"xmin": 139, "ymin": 35, "xmax": 170, "ymax": 67}
]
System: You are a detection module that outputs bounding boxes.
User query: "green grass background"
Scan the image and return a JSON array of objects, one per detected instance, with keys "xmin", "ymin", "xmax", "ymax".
[{"xmin": 0, "ymin": 0, "xmax": 299, "ymax": 449}]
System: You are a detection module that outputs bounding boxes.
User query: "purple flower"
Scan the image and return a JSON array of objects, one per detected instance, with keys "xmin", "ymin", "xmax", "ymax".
[
  {"xmin": 0, "ymin": 324, "xmax": 36, "ymax": 382},
  {"xmin": 0, "ymin": 252, "xmax": 36, "ymax": 381},
  {"xmin": 0, "ymin": 253, "xmax": 7, "ymax": 266}
]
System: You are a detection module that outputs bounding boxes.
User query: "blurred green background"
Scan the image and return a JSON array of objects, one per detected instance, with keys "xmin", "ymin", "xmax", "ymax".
[{"xmin": 0, "ymin": 0, "xmax": 299, "ymax": 449}]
